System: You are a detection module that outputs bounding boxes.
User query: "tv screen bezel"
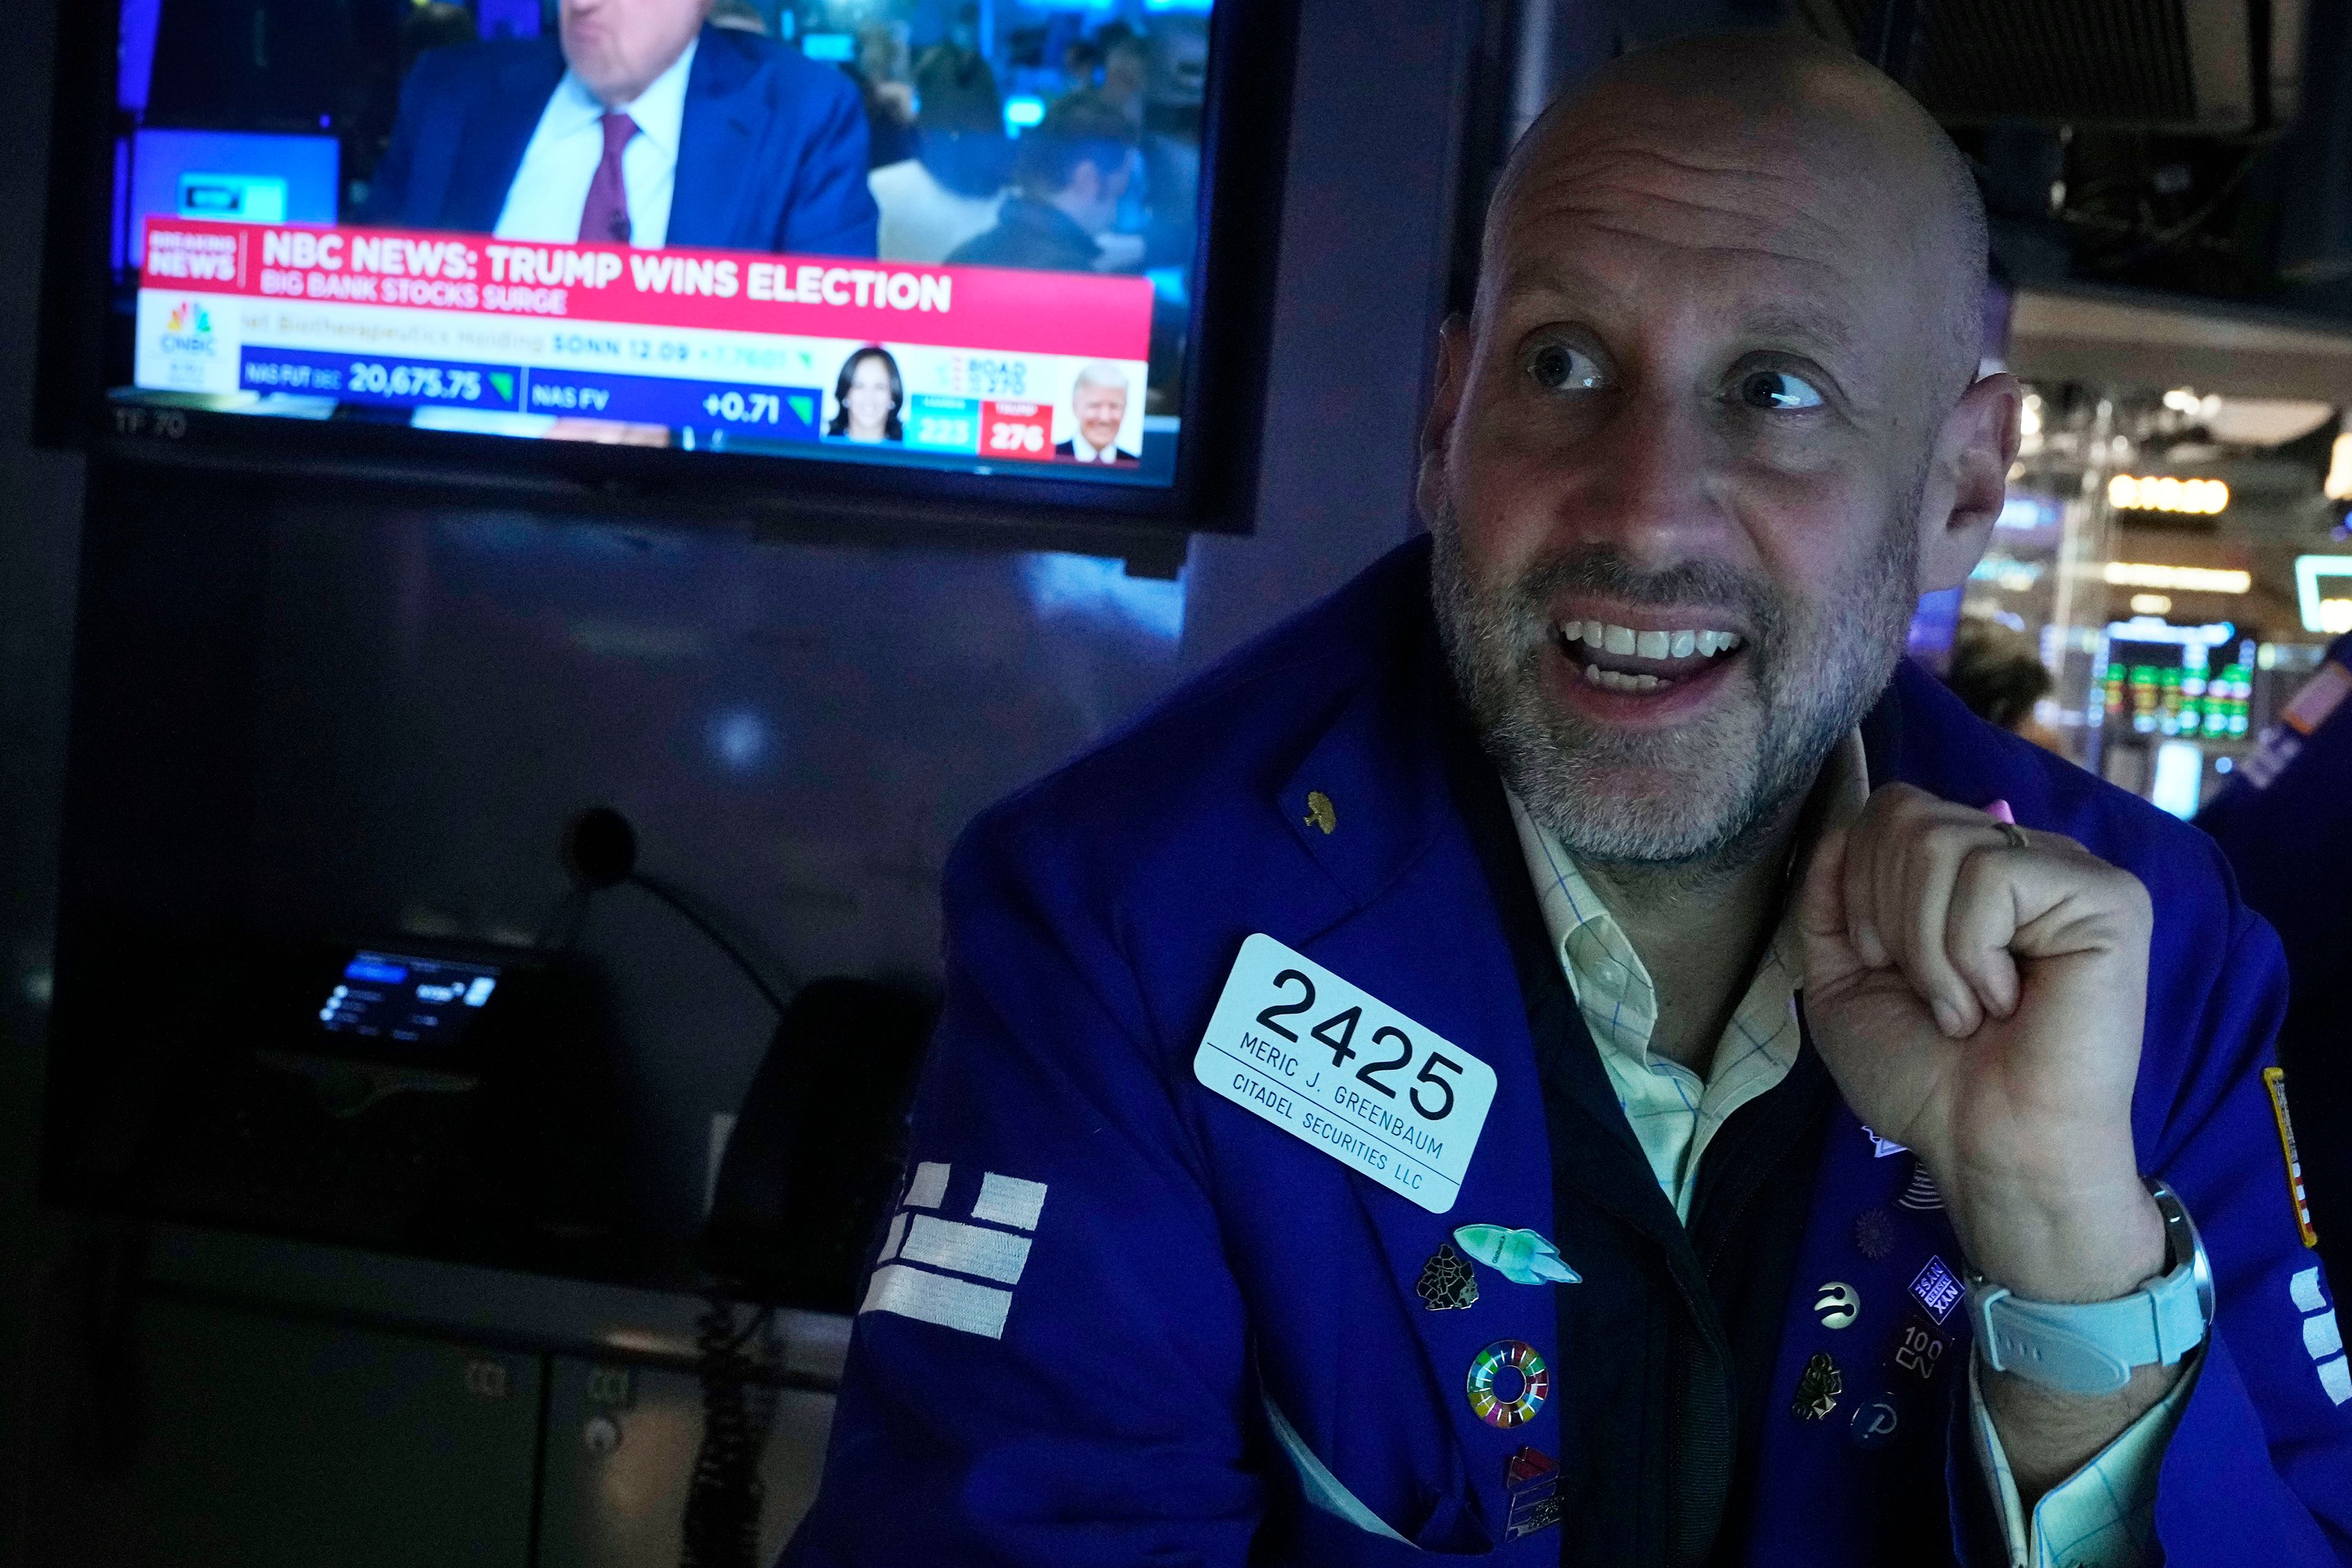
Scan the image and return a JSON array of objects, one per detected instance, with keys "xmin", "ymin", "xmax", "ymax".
[{"xmin": 35, "ymin": 0, "xmax": 1296, "ymax": 555}]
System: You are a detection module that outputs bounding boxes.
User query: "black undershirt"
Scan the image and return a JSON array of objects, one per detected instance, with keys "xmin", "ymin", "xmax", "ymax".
[{"xmin": 1438, "ymin": 698, "xmax": 1840, "ymax": 1568}]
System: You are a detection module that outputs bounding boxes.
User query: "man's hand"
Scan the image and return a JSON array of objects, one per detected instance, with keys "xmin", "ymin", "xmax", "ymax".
[{"xmin": 1798, "ymin": 784, "xmax": 2180, "ymax": 1495}]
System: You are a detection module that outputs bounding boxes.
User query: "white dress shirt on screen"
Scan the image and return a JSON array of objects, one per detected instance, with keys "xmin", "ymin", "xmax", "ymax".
[
  {"xmin": 493, "ymin": 36, "xmax": 699, "ymax": 248},
  {"xmin": 1068, "ymin": 434, "xmax": 1127, "ymax": 463}
]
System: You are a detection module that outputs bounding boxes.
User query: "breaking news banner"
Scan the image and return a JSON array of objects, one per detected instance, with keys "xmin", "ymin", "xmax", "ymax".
[{"xmin": 134, "ymin": 219, "xmax": 1153, "ymax": 462}]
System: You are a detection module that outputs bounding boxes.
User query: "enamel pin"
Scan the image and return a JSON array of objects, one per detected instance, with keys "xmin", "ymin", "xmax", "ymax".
[
  {"xmin": 1791, "ymin": 1351, "xmax": 1843, "ymax": 1421},
  {"xmin": 1502, "ymin": 1447, "xmax": 1562, "ymax": 1540},
  {"xmin": 1416, "ymin": 1243, "xmax": 1479, "ymax": 1311},
  {"xmin": 1453, "ymin": 1224, "xmax": 1580, "ymax": 1286},
  {"xmin": 1466, "ymin": 1340, "xmax": 1550, "ymax": 1430}
]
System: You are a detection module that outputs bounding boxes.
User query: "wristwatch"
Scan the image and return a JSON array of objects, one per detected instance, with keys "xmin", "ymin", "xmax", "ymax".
[{"xmin": 1966, "ymin": 1175, "xmax": 2214, "ymax": 1396}]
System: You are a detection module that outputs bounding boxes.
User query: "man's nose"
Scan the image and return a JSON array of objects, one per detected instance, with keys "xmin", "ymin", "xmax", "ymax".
[{"xmin": 1566, "ymin": 390, "xmax": 1730, "ymax": 571}]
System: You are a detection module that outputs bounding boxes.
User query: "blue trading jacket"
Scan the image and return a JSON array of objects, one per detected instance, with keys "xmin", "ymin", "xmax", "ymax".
[{"xmin": 786, "ymin": 540, "xmax": 2352, "ymax": 1564}]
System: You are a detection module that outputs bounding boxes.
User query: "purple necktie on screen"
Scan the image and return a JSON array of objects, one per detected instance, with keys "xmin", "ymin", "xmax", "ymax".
[{"xmin": 579, "ymin": 111, "xmax": 638, "ymax": 244}]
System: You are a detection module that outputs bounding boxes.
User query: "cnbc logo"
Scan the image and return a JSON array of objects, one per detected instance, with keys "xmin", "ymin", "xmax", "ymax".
[{"xmin": 160, "ymin": 300, "xmax": 217, "ymax": 355}]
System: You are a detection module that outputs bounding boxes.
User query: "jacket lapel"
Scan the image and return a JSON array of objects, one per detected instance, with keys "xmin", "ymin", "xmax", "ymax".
[
  {"xmin": 1259, "ymin": 625, "xmax": 1572, "ymax": 1547},
  {"xmin": 447, "ymin": 45, "xmax": 564, "ymax": 233},
  {"xmin": 670, "ymin": 27, "xmax": 759, "ymax": 250}
]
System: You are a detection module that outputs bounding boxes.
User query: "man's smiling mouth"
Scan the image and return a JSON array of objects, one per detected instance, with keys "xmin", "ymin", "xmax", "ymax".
[{"xmin": 1554, "ymin": 619, "xmax": 1746, "ymax": 693}]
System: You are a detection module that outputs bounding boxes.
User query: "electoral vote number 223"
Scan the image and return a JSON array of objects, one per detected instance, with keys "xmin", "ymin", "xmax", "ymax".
[{"xmin": 1252, "ymin": 970, "xmax": 1466, "ymax": 1120}]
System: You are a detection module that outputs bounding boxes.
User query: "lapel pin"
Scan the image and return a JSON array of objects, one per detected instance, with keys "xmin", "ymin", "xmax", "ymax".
[
  {"xmin": 1813, "ymin": 1280, "xmax": 1861, "ymax": 1329},
  {"xmin": 1849, "ymin": 1395, "xmax": 1899, "ymax": 1450},
  {"xmin": 1453, "ymin": 1225, "xmax": 1581, "ymax": 1286},
  {"xmin": 1465, "ymin": 1340, "xmax": 1550, "ymax": 1430},
  {"xmin": 1303, "ymin": 790, "xmax": 1337, "ymax": 834},
  {"xmin": 1502, "ymin": 1446, "xmax": 1562, "ymax": 1540},
  {"xmin": 1416, "ymin": 1243, "xmax": 1479, "ymax": 1311},
  {"xmin": 1892, "ymin": 1312, "xmax": 1951, "ymax": 1384},
  {"xmin": 2264, "ymin": 1068, "xmax": 2321, "ymax": 1249},
  {"xmin": 1853, "ymin": 1207, "xmax": 1896, "ymax": 1261},
  {"xmin": 1896, "ymin": 1163, "xmax": 1943, "ymax": 1212},
  {"xmin": 1791, "ymin": 1351, "xmax": 1843, "ymax": 1421},
  {"xmin": 1908, "ymin": 1256, "xmax": 1964, "ymax": 1324}
]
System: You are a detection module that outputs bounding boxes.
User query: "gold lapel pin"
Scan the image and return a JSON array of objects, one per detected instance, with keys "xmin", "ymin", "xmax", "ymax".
[{"xmin": 1303, "ymin": 790, "xmax": 1336, "ymax": 834}]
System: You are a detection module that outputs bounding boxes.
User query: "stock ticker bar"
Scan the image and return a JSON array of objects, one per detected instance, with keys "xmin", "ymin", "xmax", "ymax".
[{"xmin": 134, "ymin": 219, "xmax": 1154, "ymax": 457}]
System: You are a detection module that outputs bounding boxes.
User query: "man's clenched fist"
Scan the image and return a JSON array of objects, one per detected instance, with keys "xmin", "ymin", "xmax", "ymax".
[{"xmin": 1797, "ymin": 782, "xmax": 2165, "ymax": 1309}]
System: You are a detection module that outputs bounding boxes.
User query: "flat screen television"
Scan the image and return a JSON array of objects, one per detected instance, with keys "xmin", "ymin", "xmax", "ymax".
[{"xmin": 37, "ymin": 0, "xmax": 1293, "ymax": 557}]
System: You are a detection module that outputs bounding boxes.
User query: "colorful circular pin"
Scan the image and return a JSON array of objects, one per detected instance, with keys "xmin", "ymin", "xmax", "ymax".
[{"xmin": 1466, "ymin": 1340, "xmax": 1550, "ymax": 1429}]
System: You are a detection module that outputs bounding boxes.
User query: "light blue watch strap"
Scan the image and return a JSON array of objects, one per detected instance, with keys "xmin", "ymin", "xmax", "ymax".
[{"xmin": 1967, "ymin": 1176, "xmax": 2213, "ymax": 1396}]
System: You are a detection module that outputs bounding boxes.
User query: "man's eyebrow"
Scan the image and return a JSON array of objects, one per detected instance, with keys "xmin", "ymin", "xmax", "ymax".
[
  {"xmin": 1736, "ymin": 308, "xmax": 1858, "ymax": 363},
  {"xmin": 1488, "ymin": 260, "xmax": 1624, "ymax": 314}
]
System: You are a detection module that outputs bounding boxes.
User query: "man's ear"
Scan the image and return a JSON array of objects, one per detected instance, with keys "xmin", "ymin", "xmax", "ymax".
[
  {"xmin": 1915, "ymin": 371, "xmax": 2021, "ymax": 594},
  {"xmin": 1416, "ymin": 315, "xmax": 1471, "ymax": 526}
]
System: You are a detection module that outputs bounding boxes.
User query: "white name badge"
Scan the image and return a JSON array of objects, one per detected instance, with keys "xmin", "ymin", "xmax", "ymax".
[{"xmin": 1193, "ymin": 933, "xmax": 1497, "ymax": 1215}]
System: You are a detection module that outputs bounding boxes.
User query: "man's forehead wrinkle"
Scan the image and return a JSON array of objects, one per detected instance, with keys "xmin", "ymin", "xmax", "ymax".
[
  {"xmin": 1496, "ymin": 213, "xmax": 1850, "ymax": 295},
  {"xmin": 1503, "ymin": 116, "xmax": 1900, "ymax": 272},
  {"xmin": 1499, "ymin": 156, "xmax": 1868, "ymax": 292},
  {"xmin": 1520, "ymin": 179, "xmax": 1853, "ymax": 263}
]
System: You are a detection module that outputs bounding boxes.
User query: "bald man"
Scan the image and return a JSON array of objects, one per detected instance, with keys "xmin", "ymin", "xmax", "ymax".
[{"xmin": 785, "ymin": 33, "xmax": 2352, "ymax": 1567}]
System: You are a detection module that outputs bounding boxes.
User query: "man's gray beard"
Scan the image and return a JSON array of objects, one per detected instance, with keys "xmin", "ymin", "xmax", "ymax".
[{"xmin": 1430, "ymin": 492, "xmax": 1918, "ymax": 871}]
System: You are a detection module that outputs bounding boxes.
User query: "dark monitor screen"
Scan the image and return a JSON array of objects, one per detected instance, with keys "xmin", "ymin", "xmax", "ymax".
[
  {"xmin": 318, "ymin": 949, "xmax": 504, "ymax": 1055},
  {"xmin": 89, "ymin": 0, "xmax": 1248, "ymax": 510}
]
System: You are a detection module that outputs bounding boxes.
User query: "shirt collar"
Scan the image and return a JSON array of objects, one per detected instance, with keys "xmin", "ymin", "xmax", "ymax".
[
  {"xmin": 548, "ymin": 31, "xmax": 699, "ymax": 156},
  {"xmin": 1509, "ymin": 725, "xmax": 1870, "ymax": 987}
]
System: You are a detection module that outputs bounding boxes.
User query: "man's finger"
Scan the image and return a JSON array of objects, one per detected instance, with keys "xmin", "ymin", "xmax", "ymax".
[
  {"xmin": 1841, "ymin": 793, "xmax": 1892, "ymax": 969},
  {"xmin": 1798, "ymin": 823, "xmax": 1868, "ymax": 993},
  {"xmin": 1886, "ymin": 820, "xmax": 2010, "ymax": 1037},
  {"xmin": 1947, "ymin": 843, "xmax": 2023, "ymax": 1020}
]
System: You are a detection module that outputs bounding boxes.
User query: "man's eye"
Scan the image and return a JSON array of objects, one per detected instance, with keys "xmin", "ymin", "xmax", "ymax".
[
  {"xmin": 1526, "ymin": 342, "xmax": 1605, "ymax": 393},
  {"xmin": 1735, "ymin": 369, "xmax": 1824, "ymax": 410}
]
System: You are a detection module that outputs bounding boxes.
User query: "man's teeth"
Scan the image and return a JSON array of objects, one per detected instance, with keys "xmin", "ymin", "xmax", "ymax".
[
  {"xmin": 1583, "ymin": 664, "xmax": 1664, "ymax": 692},
  {"xmin": 1560, "ymin": 621, "xmax": 1744, "ymax": 658}
]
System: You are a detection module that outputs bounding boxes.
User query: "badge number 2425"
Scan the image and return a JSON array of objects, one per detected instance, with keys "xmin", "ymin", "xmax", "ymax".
[{"xmin": 1193, "ymin": 935, "xmax": 1498, "ymax": 1214}]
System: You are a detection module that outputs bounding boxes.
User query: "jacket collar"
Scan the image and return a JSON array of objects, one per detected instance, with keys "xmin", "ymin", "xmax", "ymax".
[
  {"xmin": 671, "ymin": 26, "xmax": 762, "ymax": 249},
  {"xmin": 447, "ymin": 43, "xmax": 570, "ymax": 233}
]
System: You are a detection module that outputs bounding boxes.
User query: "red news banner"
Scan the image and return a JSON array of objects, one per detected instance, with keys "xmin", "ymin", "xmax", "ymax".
[
  {"xmin": 137, "ymin": 219, "xmax": 1153, "ymax": 455},
  {"xmin": 142, "ymin": 218, "xmax": 1152, "ymax": 356}
]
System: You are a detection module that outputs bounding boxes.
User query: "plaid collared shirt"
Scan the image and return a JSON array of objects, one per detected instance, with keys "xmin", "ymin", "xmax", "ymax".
[{"xmin": 1505, "ymin": 730, "xmax": 2192, "ymax": 1568}]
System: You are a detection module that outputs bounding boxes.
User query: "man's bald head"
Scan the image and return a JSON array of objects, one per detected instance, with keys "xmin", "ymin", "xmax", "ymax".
[
  {"xmin": 1485, "ymin": 30, "xmax": 1988, "ymax": 399},
  {"xmin": 1420, "ymin": 28, "xmax": 2019, "ymax": 872}
]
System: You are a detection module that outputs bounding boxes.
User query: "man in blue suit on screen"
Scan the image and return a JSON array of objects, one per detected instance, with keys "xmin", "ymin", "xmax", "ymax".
[
  {"xmin": 364, "ymin": 0, "xmax": 877, "ymax": 256},
  {"xmin": 786, "ymin": 30, "xmax": 2352, "ymax": 1567}
]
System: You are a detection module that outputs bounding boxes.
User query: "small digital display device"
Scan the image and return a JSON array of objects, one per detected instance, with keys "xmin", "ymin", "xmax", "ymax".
[{"xmin": 317, "ymin": 949, "xmax": 503, "ymax": 1055}]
